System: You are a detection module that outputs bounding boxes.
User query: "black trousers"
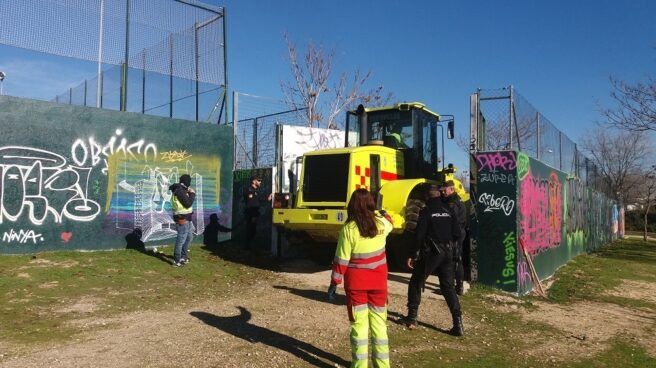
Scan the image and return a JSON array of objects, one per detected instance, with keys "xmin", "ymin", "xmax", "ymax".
[
  {"xmin": 407, "ymin": 245, "xmax": 461, "ymax": 319},
  {"xmin": 453, "ymin": 239, "xmax": 464, "ymax": 289},
  {"xmin": 245, "ymin": 212, "xmax": 259, "ymax": 248}
]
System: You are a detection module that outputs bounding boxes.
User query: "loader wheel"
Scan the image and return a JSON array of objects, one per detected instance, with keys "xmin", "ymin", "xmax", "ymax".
[{"xmin": 404, "ymin": 198, "xmax": 425, "ymax": 232}]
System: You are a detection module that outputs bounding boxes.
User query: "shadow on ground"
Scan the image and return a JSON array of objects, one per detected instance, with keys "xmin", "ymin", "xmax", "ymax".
[
  {"xmin": 387, "ymin": 310, "xmax": 452, "ymax": 335},
  {"xmin": 191, "ymin": 307, "xmax": 350, "ymax": 368},
  {"xmin": 273, "ymin": 285, "xmax": 347, "ymax": 305}
]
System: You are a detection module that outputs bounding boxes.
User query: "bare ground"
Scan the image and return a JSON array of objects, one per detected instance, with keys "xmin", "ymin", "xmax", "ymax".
[{"xmin": 0, "ymin": 260, "xmax": 654, "ymax": 368}]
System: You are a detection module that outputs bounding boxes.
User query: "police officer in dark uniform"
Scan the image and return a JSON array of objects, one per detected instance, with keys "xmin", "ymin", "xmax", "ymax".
[
  {"xmin": 441, "ymin": 180, "xmax": 467, "ymax": 295},
  {"xmin": 405, "ymin": 183, "xmax": 464, "ymax": 336},
  {"xmin": 244, "ymin": 175, "xmax": 270, "ymax": 249}
]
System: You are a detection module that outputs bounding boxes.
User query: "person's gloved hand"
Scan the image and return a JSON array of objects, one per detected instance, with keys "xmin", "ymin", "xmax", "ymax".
[{"xmin": 327, "ymin": 283, "xmax": 337, "ymax": 301}]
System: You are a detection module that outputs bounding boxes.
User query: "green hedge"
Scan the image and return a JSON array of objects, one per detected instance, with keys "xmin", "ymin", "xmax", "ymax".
[{"xmin": 625, "ymin": 210, "xmax": 656, "ymax": 232}]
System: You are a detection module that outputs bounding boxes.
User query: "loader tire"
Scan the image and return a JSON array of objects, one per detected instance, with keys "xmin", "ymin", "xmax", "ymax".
[{"xmin": 404, "ymin": 198, "xmax": 425, "ymax": 232}]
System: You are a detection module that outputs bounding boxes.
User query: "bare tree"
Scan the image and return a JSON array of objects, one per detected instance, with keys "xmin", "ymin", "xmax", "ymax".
[
  {"xmin": 603, "ymin": 76, "xmax": 656, "ymax": 132},
  {"xmin": 281, "ymin": 33, "xmax": 392, "ymax": 129},
  {"xmin": 580, "ymin": 127, "xmax": 652, "ymax": 207}
]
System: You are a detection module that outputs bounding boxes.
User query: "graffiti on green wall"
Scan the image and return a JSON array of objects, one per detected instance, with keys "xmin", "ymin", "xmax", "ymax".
[
  {"xmin": 474, "ymin": 150, "xmax": 618, "ymax": 294},
  {"xmin": 473, "ymin": 151, "xmax": 518, "ymax": 291},
  {"xmin": 0, "ymin": 96, "xmax": 233, "ymax": 254}
]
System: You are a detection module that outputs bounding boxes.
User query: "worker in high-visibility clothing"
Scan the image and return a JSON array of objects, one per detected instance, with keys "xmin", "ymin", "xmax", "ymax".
[{"xmin": 328, "ymin": 188, "xmax": 393, "ymax": 368}]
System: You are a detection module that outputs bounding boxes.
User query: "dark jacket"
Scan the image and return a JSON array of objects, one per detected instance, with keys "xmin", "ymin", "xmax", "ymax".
[
  {"xmin": 444, "ymin": 193, "xmax": 466, "ymax": 241},
  {"xmin": 410, "ymin": 197, "xmax": 461, "ymax": 258},
  {"xmin": 169, "ymin": 183, "xmax": 196, "ymax": 221},
  {"xmin": 244, "ymin": 185, "xmax": 262, "ymax": 216}
]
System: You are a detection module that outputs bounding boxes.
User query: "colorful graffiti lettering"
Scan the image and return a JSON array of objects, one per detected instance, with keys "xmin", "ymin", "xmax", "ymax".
[
  {"xmin": 0, "ymin": 146, "xmax": 101, "ymax": 225},
  {"xmin": 499, "ymin": 231, "xmax": 516, "ymax": 284},
  {"xmin": 518, "ymin": 169, "xmax": 562, "ymax": 255},
  {"xmin": 478, "ymin": 193, "xmax": 515, "ymax": 216},
  {"xmin": 109, "ymin": 159, "xmax": 207, "ymax": 243},
  {"xmin": 71, "ymin": 129, "xmax": 157, "ymax": 175},
  {"xmin": 2, "ymin": 229, "xmax": 44, "ymax": 244},
  {"xmin": 516, "ymin": 152, "xmax": 529, "ymax": 180},
  {"xmin": 517, "ymin": 260, "xmax": 531, "ymax": 291},
  {"xmin": 479, "ymin": 172, "xmax": 516, "ymax": 185},
  {"xmin": 475, "ymin": 151, "xmax": 516, "ymax": 172},
  {"xmin": 160, "ymin": 150, "xmax": 193, "ymax": 163}
]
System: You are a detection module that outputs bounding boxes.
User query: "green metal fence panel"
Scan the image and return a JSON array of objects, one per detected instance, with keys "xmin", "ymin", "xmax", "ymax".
[
  {"xmin": 0, "ymin": 95, "xmax": 233, "ymax": 254},
  {"xmin": 474, "ymin": 150, "xmax": 619, "ymax": 294}
]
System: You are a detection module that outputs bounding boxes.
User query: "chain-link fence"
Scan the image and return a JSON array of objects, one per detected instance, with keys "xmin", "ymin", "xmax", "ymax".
[
  {"xmin": 1, "ymin": 0, "xmax": 227, "ymax": 123},
  {"xmin": 233, "ymin": 92, "xmax": 307, "ymax": 169},
  {"xmin": 471, "ymin": 86, "xmax": 610, "ymax": 194}
]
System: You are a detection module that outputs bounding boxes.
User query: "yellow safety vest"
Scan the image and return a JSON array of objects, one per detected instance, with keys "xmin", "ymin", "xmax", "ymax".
[{"xmin": 171, "ymin": 193, "xmax": 192, "ymax": 215}]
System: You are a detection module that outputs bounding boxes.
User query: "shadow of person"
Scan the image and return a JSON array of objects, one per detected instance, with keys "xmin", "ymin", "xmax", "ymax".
[
  {"xmin": 125, "ymin": 229, "xmax": 173, "ymax": 265},
  {"xmin": 191, "ymin": 307, "xmax": 349, "ymax": 368},
  {"xmin": 203, "ymin": 213, "xmax": 232, "ymax": 247},
  {"xmin": 273, "ymin": 285, "xmax": 347, "ymax": 305},
  {"xmin": 387, "ymin": 310, "xmax": 451, "ymax": 334}
]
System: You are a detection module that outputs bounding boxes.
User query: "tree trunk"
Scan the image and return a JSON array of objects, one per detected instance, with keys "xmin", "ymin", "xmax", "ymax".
[{"xmin": 644, "ymin": 205, "xmax": 652, "ymax": 242}]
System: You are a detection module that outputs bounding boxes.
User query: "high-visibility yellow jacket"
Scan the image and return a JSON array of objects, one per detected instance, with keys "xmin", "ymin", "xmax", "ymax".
[{"xmin": 331, "ymin": 213, "xmax": 393, "ymax": 290}]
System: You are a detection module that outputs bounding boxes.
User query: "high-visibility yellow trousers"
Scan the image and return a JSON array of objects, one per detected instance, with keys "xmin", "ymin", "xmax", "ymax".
[{"xmin": 346, "ymin": 289, "xmax": 390, "ymax": 368}]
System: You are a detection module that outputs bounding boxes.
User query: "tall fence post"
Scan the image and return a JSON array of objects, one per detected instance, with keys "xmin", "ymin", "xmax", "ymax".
[
  {"xmin": 508, "ymin": 85, "xmax": 513, "ymax": 149},
  {"xmin": 96, "ymin": 0, "xmax": 105, "ymax": 108},
  {"xmin": 141, "ymin": 49, "xmax": 146, "ymax": 114},
  {"xmin": 536, "ymin": 112, "xmax": 540, "ymax": 159},
  {"xmin": 120, "ymin": 0, "xmax": 130, "ymax": 112},
  {"xmin": 194, "ymin": 21, "xmax": 199, "ymax": 122},
  {"xmin": 252, "ymin": 117, "xmax": 259, "ymax": 168},
  {"xmin": 559, "ymin": 131, "xmax": 563, "ymax": 170},
  {"xmin": 169, "ymin": 33, "xmax": 174, "ymax": 118},
  {"xmin": 232, "ymin": 91, "xmax": 238, "ymax": 170}
]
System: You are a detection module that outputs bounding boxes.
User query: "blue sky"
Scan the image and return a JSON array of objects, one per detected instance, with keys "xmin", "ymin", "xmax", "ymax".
[
  {"xmin": 1, "ymin": 0, "xmax": 654, "ymax": 171},
  {"xmin": 204, "ymin": 0, "xmax": 656, "ymax": 170}
]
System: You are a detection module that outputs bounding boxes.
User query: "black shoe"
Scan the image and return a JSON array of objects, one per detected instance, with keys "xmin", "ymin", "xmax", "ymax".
[
  {"xmin": 404, "ymin": 310, "xmax": 418, "ymax": 330},
  {"xmin": 456, "ymin": 286, "xmax": 464, "ymax": 296},
  {"xmin": 449, "ymin": 316, "xmax": 464, "ymax": 336},
  {"xmin": 405, "ymin": 316, "xmax": 418, "ymax": 330}
]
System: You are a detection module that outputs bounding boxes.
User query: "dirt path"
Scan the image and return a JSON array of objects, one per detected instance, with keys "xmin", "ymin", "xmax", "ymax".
[{"xmin": 1, "ymin": 261, "xmax": 654, "ymax": 368}]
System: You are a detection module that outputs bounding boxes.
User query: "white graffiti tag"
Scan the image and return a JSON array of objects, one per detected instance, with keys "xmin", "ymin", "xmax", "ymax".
[
  {"xmin": 479, "ymin": 172, "xmax": 516, "ymax": 186},
  {"xmin": 71, "ymin": 129, "xmax": 157, "ymax": 175},
  {"xmin": 2, "ymin": 229, "xmax": 44, "ymax": 244},
  {"xmin": 478, "ymin": 193, "xmax": 515, "ymax": 216},
  {"xmin": 0, "ymin": 146, "xmax": 101, "ymax": 225}
]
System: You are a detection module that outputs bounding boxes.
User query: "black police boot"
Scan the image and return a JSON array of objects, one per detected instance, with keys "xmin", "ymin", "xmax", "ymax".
[
  {"xmin": 449, "ymin": 315, "xmax": 464, "ymax": 336},
  {"xmin": 405, "ymin": 308, "xmax": 418, "ymax": 330}
]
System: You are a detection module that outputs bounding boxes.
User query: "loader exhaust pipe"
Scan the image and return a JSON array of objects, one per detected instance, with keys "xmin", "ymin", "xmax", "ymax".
[{"xmin": 357, "ymin": 104, "xmax": 368, "ymax": 146}]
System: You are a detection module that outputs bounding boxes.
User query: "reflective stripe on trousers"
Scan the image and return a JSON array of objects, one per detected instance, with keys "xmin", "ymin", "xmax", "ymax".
[{"xmin": 347, "ymin": 290, "xmax": 390, "ymax": 368}]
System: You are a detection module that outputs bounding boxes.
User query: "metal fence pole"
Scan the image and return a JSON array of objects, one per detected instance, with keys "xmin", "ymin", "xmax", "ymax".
[
  {"xmin": 222, "ymin": 7, "xmax": 229, "ymax": 125},
  {"xmin": 559, "ymin": 131, "xmax": 563, "ymax": 170},
  {"xmin": 96, "ymin": 0, "xmax": 105, "ymax": 108},
  {"xmin": 252, "ymin": 117, "xmax": 259, "ymax": 168},
  {"xmin": 232, "ymin": 91, "xmax": 238, "ymax": 170},
  {"xmin": 508, "ymin": 85, "xmax": 513, "ymax": 149},
  {"xmin": 194, "ymin": 21, "xmax": 199, "ymax": 122},
  {"xmin": 69, "ymin": 87, "xmax": 72, "ymax": 104},
  {"xmin": 575, "ymin": 144, "xmax": 579, "ymax": 178},
  {"xmin": 120, "ymin": 0, "xmax": 131, "ymax": 112},
  {"xmin": 141, "ymin": 49, "xmax": 146, "ymax": 114},
  {"xmin": 169, "ymin": 33, "xmax": 174, "ymax": 118},
  {"xmin": 536, "ymin": 112, "xmax": 540, "ymax": 159}
]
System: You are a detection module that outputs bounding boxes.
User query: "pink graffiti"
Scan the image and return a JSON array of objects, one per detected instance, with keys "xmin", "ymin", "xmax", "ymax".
[
  {"xmin": 518, "ymin": 169, "xmax": 562, "ymax": 255},
  {"xmin": 517, "ymin": 260, "xmax": 531, "ymax": 291},
  {"xmin": 476, "ymin": 151, "xmax": 517, "ymax": 172}
]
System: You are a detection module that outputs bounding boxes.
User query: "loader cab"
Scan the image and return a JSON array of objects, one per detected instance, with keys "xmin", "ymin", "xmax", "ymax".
[{"xmin": 345, "ymin": 102, "xmax": 454, "ymax": 179}]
